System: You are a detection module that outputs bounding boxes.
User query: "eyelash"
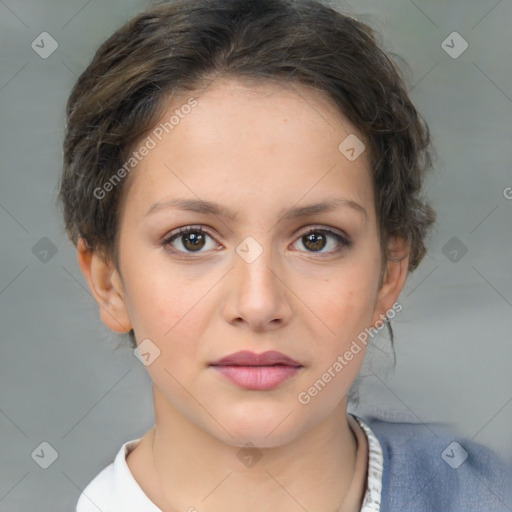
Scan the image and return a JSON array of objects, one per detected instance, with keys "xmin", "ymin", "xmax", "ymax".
[{"xmin": 161, "ymin": 225, "xmax": 352, "ymax": 257}]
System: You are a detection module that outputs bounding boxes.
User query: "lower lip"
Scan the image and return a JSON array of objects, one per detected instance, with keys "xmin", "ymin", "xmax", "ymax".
[{"xmin": 211, "ymin": 365, "xmax": 302, "ymax": 390}]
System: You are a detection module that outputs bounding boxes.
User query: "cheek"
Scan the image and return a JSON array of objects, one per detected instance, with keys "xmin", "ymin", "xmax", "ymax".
[
  {"xmin": 123, "ymin": 267, "xmax": 208, "ymax": 346},
  {"xmin": 305, "ymin": 279, "xmax": 376, "ymax": 381},
  {"xmin": 314, "ymin": 278, "xmax": 376, "ymax": 333},
  {"xmin": 133, "ymin": 284, "xmax": 206, "ymax": 381}
]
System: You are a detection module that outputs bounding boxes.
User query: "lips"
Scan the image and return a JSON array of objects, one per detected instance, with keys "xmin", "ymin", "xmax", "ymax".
[
  {"xmin": 210, "ymin": 350, "xmax": 302, "ymax": 367},
  {"xmin": 210, "ymin": 350, "xmax": 303, "ymax": 391}
]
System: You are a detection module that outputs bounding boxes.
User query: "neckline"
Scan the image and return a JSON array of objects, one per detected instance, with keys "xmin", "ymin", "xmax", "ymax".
[{"xmin": 119, "ymin": 414, "xmax": 383, "ymax": 511}]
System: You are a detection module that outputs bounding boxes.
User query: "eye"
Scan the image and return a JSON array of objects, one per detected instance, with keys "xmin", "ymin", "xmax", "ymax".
[
  {"xmin": 161, "ymin": 226, "xmax": 219, "ymax": 254},
  {"xmin": 291, "ymin": 227, "xmax": 351, "ymax": 255},
  {"xmin": 161, "ymin": 225, "xmax": 351, "ymax": 256}
]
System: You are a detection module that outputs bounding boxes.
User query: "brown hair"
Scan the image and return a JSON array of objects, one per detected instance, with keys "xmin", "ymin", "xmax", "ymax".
[{"xmin": 57, "ymin": 0, "xmax": 437, "ymax": 361}]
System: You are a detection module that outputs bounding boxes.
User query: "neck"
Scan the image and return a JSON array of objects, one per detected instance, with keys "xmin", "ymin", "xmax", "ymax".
[{"xmin": 145, "ymin": 385, "xmax": 365, "ymax": 512}]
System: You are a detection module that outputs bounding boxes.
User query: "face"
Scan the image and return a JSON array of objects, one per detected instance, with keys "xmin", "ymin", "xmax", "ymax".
[{"xmin": 88, "ymin": 78, "xmax": 407, "ymax": 447}]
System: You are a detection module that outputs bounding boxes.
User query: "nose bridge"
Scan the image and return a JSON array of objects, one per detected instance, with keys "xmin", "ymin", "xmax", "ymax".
[
  {"xmin": 225, "ymin": 232, "xmax": 292, "ymax": 327},
  {"xmin": 234, "ymin": 233, "xmax": 279, "ymax": 292}
]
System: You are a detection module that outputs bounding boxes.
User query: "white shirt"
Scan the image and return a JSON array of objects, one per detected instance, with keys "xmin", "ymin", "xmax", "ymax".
[{"xmin": 76, "ymin": 415, "xmax": 383, "ymax": 512}]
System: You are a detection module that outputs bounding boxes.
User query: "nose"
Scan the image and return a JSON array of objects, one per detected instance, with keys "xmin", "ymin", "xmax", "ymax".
[{"xmin": 221, "ymin": 237, "xmax": 293, "ymax": 332}]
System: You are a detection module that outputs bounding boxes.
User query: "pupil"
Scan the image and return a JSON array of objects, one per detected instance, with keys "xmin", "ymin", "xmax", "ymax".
[
  {"xmin": 184, "ymin": 232, "xmax": 205, "ymax": 251},
  {"xmin": 305, "ymin": 232, "xmax": 325, "ymax": 251}
]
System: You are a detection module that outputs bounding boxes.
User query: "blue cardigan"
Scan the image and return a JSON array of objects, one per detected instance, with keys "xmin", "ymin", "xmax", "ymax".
[{"xmin": 363, "ymin": 415, "xmax": 512, "ymax": 511}]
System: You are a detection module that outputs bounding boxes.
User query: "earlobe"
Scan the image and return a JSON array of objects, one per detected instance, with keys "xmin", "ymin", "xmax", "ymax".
[
  {"xmin": 77, "ymin": 238, "xmax": 133, "ymax": 333},
  {"xmin": 371, "ymin": 235, "xmax": 410, "ymax": 327}
]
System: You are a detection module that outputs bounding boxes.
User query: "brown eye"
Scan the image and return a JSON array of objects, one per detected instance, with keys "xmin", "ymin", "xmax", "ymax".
[
  {"xmin": 293, "ymin": 228, "xmax": 351, "ymax": 255},
  {"xmin": 162, "ymin": 227, "xmax": 218, "ymax": 253},
  {"xmin": 180, "ymin": 231, "xmax": 206, "ymax": 251},
  {"xmin": 302, "ymin": 231, "xmax": 327, "ymax": 251}
]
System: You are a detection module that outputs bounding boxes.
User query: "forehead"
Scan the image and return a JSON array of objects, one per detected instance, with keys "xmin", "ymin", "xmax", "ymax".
[{"xmin": 119, "ymin": 77, "xmax": 373, "ymax": 220}]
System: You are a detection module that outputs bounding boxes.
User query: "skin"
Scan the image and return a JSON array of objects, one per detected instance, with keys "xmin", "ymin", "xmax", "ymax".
[{"xmin": 77, "ymin": 77, "xmax": 410, "ymax": 512}]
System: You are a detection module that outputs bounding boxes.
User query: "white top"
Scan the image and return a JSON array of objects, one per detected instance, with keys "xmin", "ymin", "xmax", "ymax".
[{"xmin": 76, "ymin": 415, "xmax": 383, "ymax": 512}]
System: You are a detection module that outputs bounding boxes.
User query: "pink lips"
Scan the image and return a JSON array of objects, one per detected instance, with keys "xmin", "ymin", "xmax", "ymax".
[{"xmin": 210, "ymin": 350, "xmax": 303, "ymax": 390}]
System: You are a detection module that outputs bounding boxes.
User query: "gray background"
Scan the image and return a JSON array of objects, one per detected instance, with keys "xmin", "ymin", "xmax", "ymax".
[{"xmin": 1, "ymin": 0, "xmax": 511, "ymax": 510}]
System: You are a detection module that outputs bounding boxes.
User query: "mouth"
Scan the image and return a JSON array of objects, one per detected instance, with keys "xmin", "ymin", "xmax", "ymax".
[
  {"xmin": 210, "ymin": 350, "xmax": 302, "ymax": 367},
  {"xmin": 210, "ymin": 351, "xmax": 303, "ymax": 390}
]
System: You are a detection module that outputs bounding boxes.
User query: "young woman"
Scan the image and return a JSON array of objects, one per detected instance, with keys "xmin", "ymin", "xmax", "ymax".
[{"xmin": 58, "ymin": 0, "xmax": 512, "ymax": 510}]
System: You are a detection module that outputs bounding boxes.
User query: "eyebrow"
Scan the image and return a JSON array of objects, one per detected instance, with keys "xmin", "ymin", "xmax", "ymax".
[{"xmin": 144, "ymin": 197, "xmax": 367, "ymax": 223}]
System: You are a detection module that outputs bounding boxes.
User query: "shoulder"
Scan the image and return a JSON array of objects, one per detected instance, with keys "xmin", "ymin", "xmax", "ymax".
[
  {"xmin": 75, "ymin": 438, "xmax": 147, "ymax": 512},
  {"xmin": 361, "ymin": 415, "xmax": 512, "ymax": 512},
  {"xmin": 75, "ymin": 461, "xmax": 117, "ymax": 512}
]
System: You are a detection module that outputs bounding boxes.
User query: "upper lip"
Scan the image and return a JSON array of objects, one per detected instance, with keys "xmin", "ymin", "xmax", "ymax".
[{"xmin": 210, "ymin": 350, "xmax": 302, "ymax": 367}]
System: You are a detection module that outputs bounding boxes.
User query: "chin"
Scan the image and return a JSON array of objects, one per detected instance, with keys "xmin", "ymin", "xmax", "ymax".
[{"xmin": 213, "ymin": 415, "xmax": 304, "ymax": 449}]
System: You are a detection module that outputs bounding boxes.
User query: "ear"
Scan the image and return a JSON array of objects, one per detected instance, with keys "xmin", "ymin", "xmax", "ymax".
[
  {"xmin": 371, "ymin": 235, "xmax": 410, "ymax": 327},
  {"xmin": 77, "ymin": 238, "xmax": 133, "ymax": 333}
]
